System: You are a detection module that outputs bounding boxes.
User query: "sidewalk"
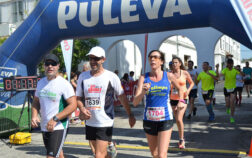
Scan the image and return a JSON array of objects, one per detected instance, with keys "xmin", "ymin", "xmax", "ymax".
[{"xmin": 0, "ymin": 92, "xmax": 251, "ymax": 158}]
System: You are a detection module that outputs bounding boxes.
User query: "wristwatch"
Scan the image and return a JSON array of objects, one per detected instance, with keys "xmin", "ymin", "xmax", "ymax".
[{"xmin": 53, "ymin": 116, "xmax": 60, "ymax": 122}]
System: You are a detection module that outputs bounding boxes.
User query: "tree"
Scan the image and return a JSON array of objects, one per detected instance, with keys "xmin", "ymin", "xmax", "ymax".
[
  {"xmin": 0, "ymin": 37, "xmax": 7, "ymax": 45},
  {"xmin": 38, "ymin": 38, "xmax": 99, "ymax": 74}
]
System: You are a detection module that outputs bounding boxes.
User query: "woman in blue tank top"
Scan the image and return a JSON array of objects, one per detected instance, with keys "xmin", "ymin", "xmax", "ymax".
[{"xmin": 133, "ymin": 50, "xmax": 186, "ymax": 158}]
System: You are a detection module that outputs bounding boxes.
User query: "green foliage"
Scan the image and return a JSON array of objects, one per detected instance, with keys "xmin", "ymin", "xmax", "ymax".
[
  {"xmin": 242, "ymin": 58, "xmax": 252, "ymax": 63},
  {"xmin": 0, "ymin": 37, "xmax": 7, "ymax": 45},
  {"xmin": 38, "ymin": 38, "xmax": 99, "ymax": 73}
]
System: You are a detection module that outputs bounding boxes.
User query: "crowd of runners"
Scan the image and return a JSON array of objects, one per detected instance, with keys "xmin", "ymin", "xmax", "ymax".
[{"xmin": 31, "ymin": 47, "xmax": 252, "ymax": 158}]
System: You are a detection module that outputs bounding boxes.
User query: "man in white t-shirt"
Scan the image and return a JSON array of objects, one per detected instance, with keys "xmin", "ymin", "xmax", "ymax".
[
  {"xmin": 76, "ymin": 46, "xmax": 136, "ymax": 158},
  {"xmin": 31, "ymin": 54, "xmax": 77, "ymax": 158},
  {"xmin": 187, "ymin": 60, "xmax": 198, "ymax": 119}
]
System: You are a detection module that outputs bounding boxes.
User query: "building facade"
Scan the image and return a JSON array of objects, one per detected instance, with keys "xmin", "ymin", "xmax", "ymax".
[
  {"xmin": 214, "ymin": 35, "xmax": 241, "ymax": 70},
  {"xmin": 0, "ymin": 0, "xmax": 38, "ymax": 36}
]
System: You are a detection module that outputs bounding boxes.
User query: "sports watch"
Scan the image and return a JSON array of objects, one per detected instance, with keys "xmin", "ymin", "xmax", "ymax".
[{"xmin": 53, "ymin": 116, "xmax": 60, "ymax": 122}]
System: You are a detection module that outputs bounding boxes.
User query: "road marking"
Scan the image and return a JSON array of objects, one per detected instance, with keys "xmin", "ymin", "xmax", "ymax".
[{"xmin": 64, "ymin": 142, "xmax": 247, "ymax": 155}]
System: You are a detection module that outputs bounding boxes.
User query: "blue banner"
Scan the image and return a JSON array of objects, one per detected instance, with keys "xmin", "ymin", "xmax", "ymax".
[{"xmin": 0, "ymin": 0, "xmax": 251, "ymax": 108}]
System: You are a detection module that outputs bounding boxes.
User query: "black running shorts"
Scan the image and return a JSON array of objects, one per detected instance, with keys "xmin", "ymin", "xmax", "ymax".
[
  {"xmin": 42, "ymin": 129, "xmax": 67, "ymax": 158},
  {"xmin": 143, "ymin": 120, "xmax": 173, "ymax": 136},
  {"xmin": 224, "ymin": 88, "xmax": 236, "ymax": 97},
  {"xmin": 189, "ymin": 89, "xmax": 198, "ymax": 99},
  {"xmin": 202, "ymin": 90, "xmax": 214, "ymax": 101},
  {"xmin": 86, "ymin": 125, "xmax": 113, "ymax": 142}
]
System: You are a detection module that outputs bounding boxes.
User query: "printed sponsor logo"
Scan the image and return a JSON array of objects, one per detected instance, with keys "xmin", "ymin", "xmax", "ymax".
[
  {"xmin": 0, "ymin": 67, "xmax": 17, "ymax": 110},
  {"xmin": 58, "ymin": 0, "xmax": 192, "ymax": 29},
  {"xmin": 88, "ymin": 85, "xmax": 102, "ymax": 93}
]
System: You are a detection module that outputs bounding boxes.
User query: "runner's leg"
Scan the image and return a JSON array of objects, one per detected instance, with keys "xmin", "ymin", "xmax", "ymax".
[
  {"xmin": 175, "ymin": 104, "xmax": 187, "ymax": 141},
  {"xmin": 95, "ymin": 140, "xmax": 109, "ymax": 158},
  {"xmin": 157, "ymin": 129, "xmax": 172, "ymax": 158},
  {"xmin": 230, "ymin": 93, "xmax": 235, "ymax": 117},
  {"xmin": 146, "ymin": 134, "xmax": 158, "ymax": 158}
]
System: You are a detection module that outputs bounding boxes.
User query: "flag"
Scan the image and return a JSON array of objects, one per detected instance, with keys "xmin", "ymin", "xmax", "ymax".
[
  {"xmin": 61, "ymin": 39, "xmax": 73, "ymax": 81},
  {"xmin": 230, "ymin": 0, "xmax": 252, "ymax": 43}
]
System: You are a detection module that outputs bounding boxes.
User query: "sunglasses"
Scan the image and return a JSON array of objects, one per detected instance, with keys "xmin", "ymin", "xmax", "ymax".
[
  {"xmin": 148, "ymin": 55, "xmax": 161, "ymax": 60},
  {"xmin": 89, "ymin": 56, "xmax": 102, "ymax": 61},
  {"xmin": 45, "ymin": 61, "xmax": 57, "ymax": 66}
]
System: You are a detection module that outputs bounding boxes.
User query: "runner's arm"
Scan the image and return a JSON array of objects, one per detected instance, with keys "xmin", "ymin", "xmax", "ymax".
[
  {"xmin": 118, "ymin": 94, "xmax": 136, "ymax": 128},
  {"xmin": 31, "ymin": 96, "xmax": 40, "ymax": 128},
  {"xmin": 185, "ymin": 71, "xmax": 194, "ymax": 95},
  {"xmin": 132, "ymin": 75, "xmax": 145, "ymax": 107},
  {"xmin": 77, "ymin": 96, "xmax": 91, "ymax": 120},
  {"xmin": 207, "ymin": 71, "xmax": 219, "ymax": 81},
  {"xmin": 55, "ymin": 96, "xmax": 77, "ymax": 120}
]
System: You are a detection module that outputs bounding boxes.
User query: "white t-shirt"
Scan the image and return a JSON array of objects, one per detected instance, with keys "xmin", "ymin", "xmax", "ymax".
[
  {"xmin": 76, "ymin": 70, "xmax": 124, "ymax": 127},
  {"xmin": 236, "ymin": 74, "xmax": 244, "ymax": 87},
  {"xmin": 35, "ymin": 76, "xmax": 75, "ymax": 132},
  {"xmin": 187, "ymin": 69, "xmax": 198, "ymax": 89}
]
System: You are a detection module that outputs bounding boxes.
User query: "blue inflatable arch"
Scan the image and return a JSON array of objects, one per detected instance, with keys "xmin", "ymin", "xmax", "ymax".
[{"xmin": 0, "ymin": 0, "xmax": 252, "ymax": 106}]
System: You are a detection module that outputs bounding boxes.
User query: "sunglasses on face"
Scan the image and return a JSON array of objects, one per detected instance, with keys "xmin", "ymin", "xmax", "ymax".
[
  {"xmin": 89, "ymin": 56, "xmax": 102, "ymax": 61},
  {"xmin": 148, "ymin": 55, "xmax": 161, "ymax": 60},
  {"xmin": 45, "ymin": 61, "xmax": 57, "ymax": 66}
]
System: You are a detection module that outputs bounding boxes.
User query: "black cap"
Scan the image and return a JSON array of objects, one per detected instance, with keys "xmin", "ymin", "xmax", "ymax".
[{"xmin": 44, "ymin": 54, "xmax": 59, "ymax": 63}]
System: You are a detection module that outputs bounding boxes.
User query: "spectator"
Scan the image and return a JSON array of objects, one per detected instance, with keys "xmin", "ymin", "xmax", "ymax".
[
  {"xmin": 121, "ymin": 73, "xmax": 129, "ymax": 85},
  {"xmin": 129, "ymin": 71, "xmax": 134, "ymax": 81}
]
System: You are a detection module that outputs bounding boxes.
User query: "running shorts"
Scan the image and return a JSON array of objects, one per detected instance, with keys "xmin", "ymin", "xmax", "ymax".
[
  {"xmin": 202, "ymin": 90, "xmax": 214, "ymax": 101},
  {"xmin": 235, "ymin": 87, "xmax": 243, "ymax": 93},
  {"xmin": 42, "ymin": 129, "xmax": 68, "ymax": 158},
  {"xmin": 86, "ymin": 125, "xmax": 113, "ymax": 142},
  {"xmin": 143, "ymin": 120, "xmax": 173, "ymax": 136},
  {"xmin": 189, "ymin": 89, "xmax": 198, "ymax": 99},
  {"xmin": 170, "ymin": 99, "xmax": 188, "ymax": 106},
  {"xmin": 244, "ymin": 79, "xmax": 251, "ymax": 85},
  {"xmin": 224, "ymin": 88, "xmax": 236, "ymax": 97}
]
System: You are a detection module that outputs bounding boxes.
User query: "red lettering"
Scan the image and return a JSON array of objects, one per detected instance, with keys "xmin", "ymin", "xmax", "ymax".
[
  {"xmin": 64, "ymin": 40, "xmax": 70, "ymax": 51},
  {"xmin": 242, "ymin": 0, "xmax": 252, "ymax": 9}
]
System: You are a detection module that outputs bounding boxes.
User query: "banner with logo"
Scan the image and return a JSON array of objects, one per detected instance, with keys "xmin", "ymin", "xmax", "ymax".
[
  {"xmin": 230, "ymin": 0, "xmax": 252, "ymax": 43},
  {"xmin": 61, "ymin": 39, "xmax": 73, "ymax": 81}
]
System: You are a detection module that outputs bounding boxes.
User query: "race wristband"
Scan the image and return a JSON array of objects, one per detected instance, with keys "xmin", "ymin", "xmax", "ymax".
[{"xmin": 179, "ymin": 99, "xmax": 186, "ymax": 104}]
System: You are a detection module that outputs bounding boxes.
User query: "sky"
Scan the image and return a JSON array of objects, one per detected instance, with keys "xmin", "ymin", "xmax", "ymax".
[{"xmin": 241, "ymin": 44, "xmax": 252, "ymax": 60}]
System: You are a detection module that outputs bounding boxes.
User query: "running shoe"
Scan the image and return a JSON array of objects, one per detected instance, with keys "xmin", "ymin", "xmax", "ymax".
[
  {"xmin": 208, "ymin": 115, "xmax": 215, "ymax": 122},
  {"xmin": 107, "ymin": 142, "xmax": 117, "ymax": 158},
  {"xmin": 187, "ymin": 114, "xmax": 191, "ymax": 119},
  {"xmin": 193, "ymin": 107, "xmax": 197, "ymax": 116},
  {"xmin": 230, "ymin": 117, "xmax": 235, "ymax": 123},
  {"xmin": 178, "ymin": 139, "xmax": 185, "ymax": 149},
  {"xmin": 226, "ymin": 108, "xmax": 231, "ymax": 115}
]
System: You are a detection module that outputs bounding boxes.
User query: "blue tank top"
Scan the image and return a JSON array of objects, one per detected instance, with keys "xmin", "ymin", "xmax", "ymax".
[{"xmin": 143, "ymin": 71, "xmax": 173, "ymax": 121}]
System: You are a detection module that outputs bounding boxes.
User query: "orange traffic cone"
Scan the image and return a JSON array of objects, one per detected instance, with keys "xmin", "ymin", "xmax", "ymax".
[{"xmin": 249, "ymin": 138, "xmax": 252, "ymax": 157}]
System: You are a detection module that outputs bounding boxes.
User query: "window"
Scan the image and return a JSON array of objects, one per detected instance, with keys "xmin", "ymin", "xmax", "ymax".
[
  {"xmin": 12, "ymin": 1, "xmax": 24, "ymax": 23},
  {"xmin": 184, "ymin": 55, "xmax": 190, "ymax": 67}
]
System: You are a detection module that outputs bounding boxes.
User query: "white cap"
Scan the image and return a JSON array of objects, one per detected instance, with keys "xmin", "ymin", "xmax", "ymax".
[{"xmin": 86, "ymin": 46, "xmax": 106, "ymax": 58}]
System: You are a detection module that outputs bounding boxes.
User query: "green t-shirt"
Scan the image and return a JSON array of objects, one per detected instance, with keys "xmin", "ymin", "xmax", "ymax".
[
  {"xmin": 221, "ymin": 68, "xmax": 240, "ymax": 89},
  {"xmin": 197, "ymin": 70, "xmax": 216, "ymax": 91}
]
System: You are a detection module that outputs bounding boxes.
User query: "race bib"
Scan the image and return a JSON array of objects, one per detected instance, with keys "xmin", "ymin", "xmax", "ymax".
[
  {"xmin": 202, "ymin": 90, "xmax": 208, "ymax": 94},
  {"xmin": 146, "ymin": 107, "xmax": 165, "ymax": 121},
  {"xmin": 172, "ymin": 87, "xmax": 178, "ymax": 95},
  {"xmin": 226, "ymin": 88, "xmax": 234, "ymax": 93},
  {"xmin": 85, "ymin": 97, "xmax": 101, "ymax": 110}
]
